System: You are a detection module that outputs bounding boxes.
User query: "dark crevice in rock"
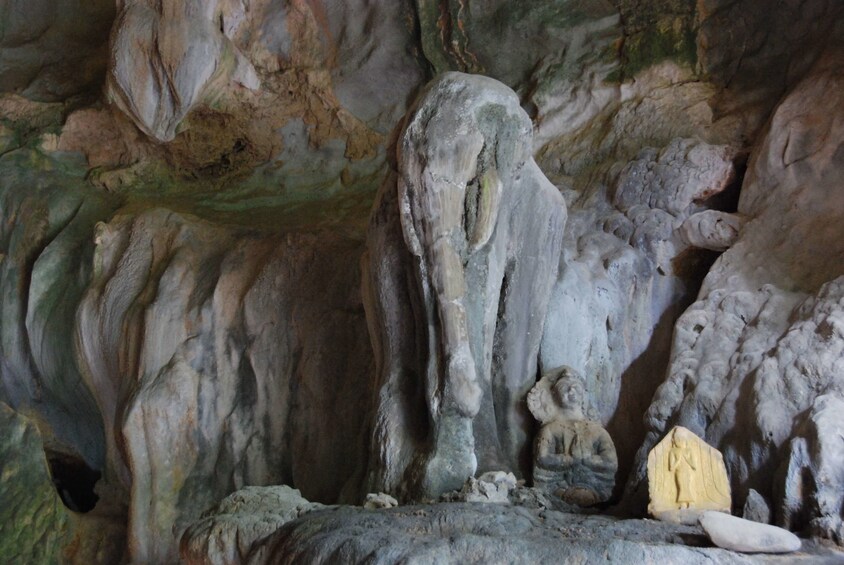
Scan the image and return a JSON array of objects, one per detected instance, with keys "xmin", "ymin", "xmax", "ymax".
[
  {"xmin": 46, "ymin": 450, "xmax": 101, "ymax": 513},
  {"xmin": 699, "ymin": 154, "xmax": 747, "ymax": 214}
]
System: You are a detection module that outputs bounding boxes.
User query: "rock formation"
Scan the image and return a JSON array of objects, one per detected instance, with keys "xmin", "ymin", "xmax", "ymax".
[
  {"xmin": 247, "ymin": 501, "xmax": 795, "ymax": 564},
  {"xmin": 0, "ymin": 402, "xmax": 72, "ymax": 564},
  {"xmin": 363, "ymin": 72, "xmax": 566, "ymax": 499},
  {"xmin": 78, "ymin": 210, "xmax": 373, "ymax": 562},
  {"xmin": 107, "ymin": 0, "xmax": 260, "ymax": 141},
  {"xmin": 629, "ymin": 52, "xmax": 844, "ymax": 541},
  {"xmin": 0, "ymin": 0, "xmax": 843, "ymax": 561},
  {"xmin": 0, "ymin": 158, "xmax": 375, "ymax": 562},
  {"xmin": 0, "ymin": 0, "xmax": 115, "ymax": 100},
  {"xmin": 180, "ymin": 485, "xmax": 324, "ymax": 565}
]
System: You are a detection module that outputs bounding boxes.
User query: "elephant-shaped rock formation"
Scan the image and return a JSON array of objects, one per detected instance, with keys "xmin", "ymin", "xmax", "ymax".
[{"xmin": 363, "ymin": 72, "xmax": 566, "ymax": 499}]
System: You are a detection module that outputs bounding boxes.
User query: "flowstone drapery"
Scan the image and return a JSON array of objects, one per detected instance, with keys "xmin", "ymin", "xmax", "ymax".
[{"xmin": 363, "ymin": 72, "xmax": 566, "ymax": 499}]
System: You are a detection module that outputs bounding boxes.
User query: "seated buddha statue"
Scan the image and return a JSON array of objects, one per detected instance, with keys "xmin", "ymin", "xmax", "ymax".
[{"xmin": 527, "ymin": 366, "xmax": 618, "ymax": 506}]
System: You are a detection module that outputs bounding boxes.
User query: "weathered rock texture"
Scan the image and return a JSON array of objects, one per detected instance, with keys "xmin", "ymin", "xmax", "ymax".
[
  {"xmin": 0, "ymin": 402, "xmax": 71, "ymax": 564},
  {"xmin": 2, "ymin": 0, "xmax": 844, "ymax": 560},
  {"xmin": 540, "ymin": 129, "xmax": 741, "ymax": 494},
  {"xmin": 363, "ymin": 72, "xmax": 566, "ymax": 499},
  {"xmin": 414, "ymin": 0, "xmax": 622, "ymax": 147},
  {"xmin": 107, "ymin": 0, "xmax": 261, "ymax": 141},
  {"xmin": 697, "ymin": 0, "xmax": 844, "ymax": 134},
  {"xmin": 0, "ymin": 149, "xmax": 118, "ymax": 470},
  {"xmin": 181, "ymin": 485, "xmax": 324, "ymax": 565},
  {"xmin": 0, "ymin": 151, "xmax": 374, "ymax": 562},
  {"xmin": 108, "ymin": 0, "xmax": 424, "ymax": 141},
  {"xmin": 629, "ymin": 52, "xmax": 844, "ymax": 542},
  {"xmin": 246, "ymin": 502, "xmax": 830, "ymax": 564},
  {"xmin": 99, "ymin": 0, "xmax": 424, "ymax": 206},
  {"xmin": 78, "ymin": 210, "xmax": 372, "ymax": 563},
  {"xmin": 0, "ymin": 401, "xmax": 126, "ymax": 565}
]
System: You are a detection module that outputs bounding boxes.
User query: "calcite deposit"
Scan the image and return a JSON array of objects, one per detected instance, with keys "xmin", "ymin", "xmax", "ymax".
[{"xmin": 1, "ymin": 0, "xmax": 843, "ymax": 563}]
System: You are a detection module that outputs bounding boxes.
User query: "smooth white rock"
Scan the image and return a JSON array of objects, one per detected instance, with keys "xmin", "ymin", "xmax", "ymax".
[{"xmin": 699, "ymin": 511, "xmax": 801, "ymax": 554}]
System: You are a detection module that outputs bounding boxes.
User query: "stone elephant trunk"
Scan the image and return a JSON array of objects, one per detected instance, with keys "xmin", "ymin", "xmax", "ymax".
[{"xmin": 363, "ymin": 72, "xmax": 566, "ymax": 500}]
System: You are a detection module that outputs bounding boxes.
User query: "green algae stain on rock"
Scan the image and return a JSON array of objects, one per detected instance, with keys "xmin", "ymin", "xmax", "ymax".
[
  {"xmin": 415, "ymin": 0, "xmax": 483, "ymax": 75},
  {"xmin": 620, "ymin": 20, "xmax": 697, "ymax": 77},
  {"xmin": 609, "ymin": 0, "xmax": 698, "ymax": 81},
  {"xmin": 0, "ymin": 403, "xmax": 72, "ymax": 565}
]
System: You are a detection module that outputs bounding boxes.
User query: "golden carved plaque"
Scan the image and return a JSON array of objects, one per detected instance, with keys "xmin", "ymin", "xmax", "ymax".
[{"xmin": 648, "ymin": 426, "xmax": 731, "ymax": 516}]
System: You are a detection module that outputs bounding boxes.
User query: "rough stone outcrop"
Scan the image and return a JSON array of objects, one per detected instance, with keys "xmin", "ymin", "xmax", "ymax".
[
  {"xmin": 3, "ymin": 1, "xmax": 844, "ymax": 560},
  {"xmin": 697, "ymin": 0, "xmax": 844, "ymax": 134},
  {"xmin": 103, "ymin": 0, "xmax": 424, "ymax": 193},
  {"xmin": 246, "ymin": 502, "xmax": 821, "ymax": 564},
  {"xmin": 107, "ymin": 0, "xmax": 260, "ymax": 141},
  {"xmin": 0, "ymin": 402, "xmax": 71, "ymax": 564},
  {"xmin": 181, "ymin": 485, "xmax": 324, "ymax": 565},
  {"xmin": 0, "ymin": 150, "xmax": 118, "ymax": 470},
  {"xmin": 0, "ymin": 148, "xmax": 375, "ymax": 562},
  {"xmin": 413, "ymin": 0, "xmax": 622, "ymax": 149},
  {"xmin": 363, "ymin": 72, "xmax": 566, "ymax": 499},
  {"xmin": 781, "ymin": 393, "xmax": 844, "ymax": 543},
  {"xmin": 540, "ymin": 134, "xmax": 740, "ymax": 493},
  {"xmin": 629, "ymin": 52, "xmax": 844, "ymax": 541}
]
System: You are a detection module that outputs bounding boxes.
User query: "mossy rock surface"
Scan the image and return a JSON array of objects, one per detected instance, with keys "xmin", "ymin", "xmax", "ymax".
[{"xmin": 0, "ymin": 403, "xmax": 71, "ymax": 564}]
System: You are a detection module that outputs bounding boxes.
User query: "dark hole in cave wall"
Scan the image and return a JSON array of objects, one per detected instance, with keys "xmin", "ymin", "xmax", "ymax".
[
  {"xmin": 700, "ymin": 153, "xmax": 748, "ymax": 214},
  {"xmin": 45, "ymin": 450, "xmax": 101, "ymax": 513},
  {"xmin": 672, "ymin": 152, "xmax": 748, "ymax": 280}
]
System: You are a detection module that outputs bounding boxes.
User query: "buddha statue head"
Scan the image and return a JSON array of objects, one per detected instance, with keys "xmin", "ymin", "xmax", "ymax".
[{"xmin": 552, "ymin": 371, "xmax": 586, "ymax": 417}]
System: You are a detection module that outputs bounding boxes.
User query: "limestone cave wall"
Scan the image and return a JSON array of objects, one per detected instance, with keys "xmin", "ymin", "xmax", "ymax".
[{"xmin": 0, "ymin": 0, "xmax": 843, "ymax": 562}]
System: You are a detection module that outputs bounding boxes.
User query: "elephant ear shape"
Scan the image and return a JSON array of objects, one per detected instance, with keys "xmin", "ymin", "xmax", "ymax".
[{"xmin": 466, "ymin": 167, "xmax": 502, "ymax": 252}]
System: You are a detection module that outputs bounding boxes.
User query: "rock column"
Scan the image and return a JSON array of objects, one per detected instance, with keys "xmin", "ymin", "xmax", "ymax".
[{"xmin": 364, "ymin": 72, "xmax": 566, "ymax": 499}]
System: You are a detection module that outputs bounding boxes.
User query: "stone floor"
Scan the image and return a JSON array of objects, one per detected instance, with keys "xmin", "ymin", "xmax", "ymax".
[{"xmin": 181, "ymin": 486, "xmax": 844, "ymax": 564}]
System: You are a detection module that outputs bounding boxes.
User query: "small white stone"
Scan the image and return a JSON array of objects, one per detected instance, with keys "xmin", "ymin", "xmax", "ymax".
[
  {"xmin": 699, "ymin": 511, "xmax": 801, "ymax": 553},
  {"xmin": 364, "ymin": 492, "xmax": 399, "ymax": 509},
  {"xmin": 477, "ymin": 471, "xmax": 517, "ymax": 490}
]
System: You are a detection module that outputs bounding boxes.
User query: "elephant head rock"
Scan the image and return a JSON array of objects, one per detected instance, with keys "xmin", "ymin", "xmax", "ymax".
[{"xmin": 363, "ymin": 72, "xmax": 566, "ymax": 500}]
